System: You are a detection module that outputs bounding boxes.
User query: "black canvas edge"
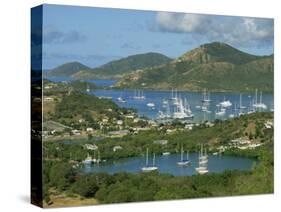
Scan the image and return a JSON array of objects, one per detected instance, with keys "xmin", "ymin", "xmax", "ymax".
[{"xmin": 31, "ymin": 5, "xmax": 43, "ymax": 208}]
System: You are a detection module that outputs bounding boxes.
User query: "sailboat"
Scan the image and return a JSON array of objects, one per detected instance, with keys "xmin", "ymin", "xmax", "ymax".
[
  {"xmin": 133, "ymin": 89, "xmax": 146, "ymax": 100},
  {"xmin": 238, "ymin": 94, "xmax": 246, "ymax": 116},
  {"xmin": 117, "ymin": 93, "xmax": 126, "ymax": 103},
  {"xmin": 96, "ymin": 151, "xmax": 101, "ymax": 164},
  {"xmin": 82, "ymin": 153, "xmax": 93, "ymax": 164},
  {"xmin": 177, "ymin": 145, "xmax": 191, "ymax": 166},
  {"xmin": 201, "ymin": 104, "xmax": 207, "ymax": 111},
  {"xmin": 201, "ymin": 102, "xmax": 211, "ymax": 113},
  {"xmin": 183, "ymin": 99, "xmax": 193, "ymax": 114},
  {"xmin": 215, "ymin": 105, "xmax": 226, "ymax": 116},
  {"xmin": 171, "ymin": 89, "xmax": 181, "ymax": 106},
  {"xmin": 162, "ymin": 152, "xmax": 171, "ymax": 156},
  {"xmin": 117, "ymin": 97, "xmax": 126, "ymax": 103},
  {"xmin": 173, "ymin": 98, "xmax": 194, "ymax": 119},
  {"xmin": 229, "ymin": 103, "xmax": 236, "ymax": 118},
  {"xmin": 86, "ymin": 85, "xmax": 90, "ymax": 93},
  {"xmin": 202, "ymin": 89, "xmax": 211, "ymax": 103},
  {"xmin": 270, "ymin": 103, "xmax": 274, "ymax": 112},
  {"xmin": 141, "ymin": 148, "xmax": 158, "ymax": 172},
  {"xmin": 247, "ymin": 99, "xmax": 255, "ymax": 114},
  {"xmin": 220, "ymin": 96, "xmax": 232, "ymax": 108},
  {"xmin": 184, "ymin": 98, "xmax": 194, "ymax": 118},
  {"xmin": 158, "ymin": 102, "xmax": 172, "ymax": 120},
  {"xmin": 170, "ymin": 88, "xmax": 178, "ymax": 101},
  {"xmin": 253, "ymin": 89, "xmax": 267, "ymax": 109},
  {"xmin": 239, "ymin": 94, "xmax": 246, "ymax": 109},
  {"xmin": 162, "ymin": 99, "xmax": 168, "ymax": 105},
  {"xmin": 195, "ymin": 144, "xmax": 209, "ymax": 174},
  {"xmin": 147, "ymin": 102, "xmax": 155, "ymax": 108}
]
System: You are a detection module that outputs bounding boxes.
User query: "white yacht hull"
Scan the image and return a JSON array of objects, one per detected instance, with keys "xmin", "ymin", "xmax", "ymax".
[
  {"xmin": 141, "ymin": 166, "xmax": 158, "ymax": 172},
  {"xmin": 177, "ymin": 161, "xmax": 191, "ymax": 166}
]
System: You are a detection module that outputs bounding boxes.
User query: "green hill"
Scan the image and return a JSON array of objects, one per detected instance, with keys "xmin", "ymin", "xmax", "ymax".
[
  {"xmin": 48, "ymin": 53, "xmax": 172, "ymax": 79},
  {"xmin": 117, "ymin": 42, "xmax": 274, "ymax": 92},
  {"xmin": 48, "ymin": 62, "xmax": 91, "ymax": 77},
  {"xmin": 73, "ymin": 52, "xmax": 172, "ymax": 79}
]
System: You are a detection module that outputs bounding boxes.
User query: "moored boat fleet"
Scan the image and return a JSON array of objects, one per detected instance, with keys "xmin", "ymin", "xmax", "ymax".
[
  {"xmin": 116, "ymin": 88, "xmax": 271, "ymax": 122},
  {"xmin": 141, "ymin": 145, "xmax": 209, "ymax": 175},
  {"xmin": 82, "ymin": 150, "xmax": 103, "ymax": 165},
  {"xmin": 81, "ymin": 145, "xmax": 211, "ymax": 175}
]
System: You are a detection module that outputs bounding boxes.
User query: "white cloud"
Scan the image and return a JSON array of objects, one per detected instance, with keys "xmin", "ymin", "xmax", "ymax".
[
  {"xmin": 43, "ymin": 26, "xmax": 87, "ymax": 44},
  {"xmin": 156, "ymin": 12, "xmax": 210, "ymax": 33},
  {"xmin": 154, "ymin": 12, "xmax": 273, "ymax": 48}
]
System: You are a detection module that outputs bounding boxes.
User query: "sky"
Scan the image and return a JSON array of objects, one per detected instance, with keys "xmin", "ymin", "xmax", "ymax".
[{"xmin": 38, "ymin": 4, "xmax": 274, "ymax": 70}]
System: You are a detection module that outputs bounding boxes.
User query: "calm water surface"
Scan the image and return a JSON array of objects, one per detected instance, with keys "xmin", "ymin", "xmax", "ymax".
[
  {"xmin": 46, "ymin": 76, "xmax": 117, "ymax": 87},
  {"xmin": 48, "ymin": 78, "xmax": 261, "ymax": 176},
  {"xmin": 92, "ymin": 89, "xmax": 273, "ymax": 123},
  {"xmin": 46, "ymin": 77, "xmax": 273, "ymax": 123},
  {"xmin": 81, "ymin": 153, "xmax": 257, "ymax": 176}
]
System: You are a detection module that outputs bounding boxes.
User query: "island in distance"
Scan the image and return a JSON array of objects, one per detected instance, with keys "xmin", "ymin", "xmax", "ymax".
[{"xmin": 47, "ymin": 42, "xmax": 274, "ymax": 93}]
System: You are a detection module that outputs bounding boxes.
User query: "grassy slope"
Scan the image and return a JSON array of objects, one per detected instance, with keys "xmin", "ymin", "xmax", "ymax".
[
  {"xmin": 42, "ymin": 112, "xmax": 273, "ymax": 207},
  {"xmin": 44, "ymin": 112, "xmax": 273, "ymax": 163},
  {"xmin": 48, "ymin": 62, "xmax": 91, "ymax": 77},
  {"xmin": 43, "ymin": 144, "xmax": 273, "ymax": 206},
  {"xmin": 90, "ymin": 52, "xmax": 172, "ymax": 76},
  {"xmin": 49, "ymin": 53, "xmax": 172, "ymax": 79},
  {"xmin": 117, "ymin": 42, "xmax": 273, "ymax": 92},
  {"xmin": 50, "ymin": 92, "xmax": 120, "ymax": 124}
]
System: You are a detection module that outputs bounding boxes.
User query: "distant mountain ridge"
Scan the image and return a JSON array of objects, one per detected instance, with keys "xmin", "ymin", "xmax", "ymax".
[
  {"xmin": 48, "ymin": 52, "xmax": 172, "ymax": 79},
  {"xmin": 116, "ymin": 42, "xmax": 273, "ymax": 92},
  {"xmin": 48, "ymin": 62, "xmax": 91, "ymax": 77}
]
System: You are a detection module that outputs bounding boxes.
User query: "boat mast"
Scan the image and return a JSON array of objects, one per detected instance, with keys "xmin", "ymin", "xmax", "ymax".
[
  {"xmin": 240, "ymin": 93, "xmax": 242, "ymax": 108},
  {"xmin": 167, "ymin": 103, "xmax": 170, "ymax": 116},
  {"xmin": 181, "ymin": 145, "xmax": 183, "ymax": 162},
  {"xmin": 146, "ymin": 148, "xmax": 148, "ymax": 166},
  {"xmin": 153, "ymin": 153, "xmax": 156, "ymax": 166},
  {"xmin": 203, "ymin": 89, "xmax": 206, "ymax": 101},
  {"xmin": 255, "ymin": 88, "xmax": 258, "ymax": 105}
]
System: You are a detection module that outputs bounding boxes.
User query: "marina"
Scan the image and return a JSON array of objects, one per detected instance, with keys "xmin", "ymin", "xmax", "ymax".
[
  {"xmin": 90, "ymin": 87, "xmax": 273, "ymax": 123},
  {"xmin": 45, "ymin": 77, "xmax": 273, "ymax": 124}
]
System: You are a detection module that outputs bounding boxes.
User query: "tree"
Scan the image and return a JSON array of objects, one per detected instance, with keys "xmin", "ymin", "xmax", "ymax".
[
  {"xmin": 72, "ymin": 175, "xmax": 99, "ymax": 197},
  {"xmin": 88, "ymin": 134, "xmax": 93, "ymax": 140},
  {"xmin": 49, "ymin": 162, "xmax": 75, "ymax": 191}
]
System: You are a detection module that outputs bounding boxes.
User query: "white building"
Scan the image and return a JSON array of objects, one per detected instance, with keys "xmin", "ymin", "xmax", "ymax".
[
  {"xmin": 84, "ymin": 144, "xmax": 98, "ymax": 150},
  {"xmin": 102, "ymin": 118, "xmax": 109, "ymax": 123},
  {"xmin": 117, "ymin": 120, "xmax": 123, "ymax": 125},
  {"xmin": 125, "ymin": 115, "xmax": 135, "ymax": 119},
  {"xmin": 113, "ymin": 145, "xmax": 123, "ymax": 152},
  {"xmin": 185, "ymin": 124, "xmax": 194, "ymax": 130},
  {"xmin": 72, "ymin": 129, "xmax": 81, "ymax": 136},
  {"xmin": 79, "ymin": 119, "xmax": 85, "ymax": 123},
  {"xmin": 86, "ymin": 127, "xmax": 94, "ymax": 132},
  {"xmin": 264, "ymin": 121, "xmax": 273, "ymax": 129}
]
